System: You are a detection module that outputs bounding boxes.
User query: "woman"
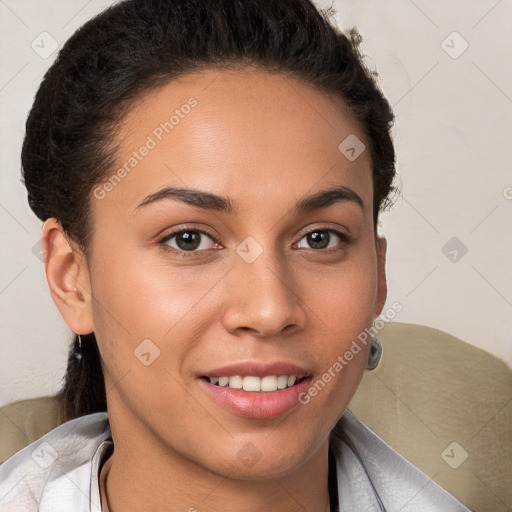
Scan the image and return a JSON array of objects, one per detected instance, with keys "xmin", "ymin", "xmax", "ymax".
[{"xmin": 0, "ymin": 0, "xmax": 470, "ymax": 510}]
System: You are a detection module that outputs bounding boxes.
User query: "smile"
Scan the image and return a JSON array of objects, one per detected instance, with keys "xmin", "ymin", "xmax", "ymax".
[{"xmin": 205, "ymin": 375, "xmax": 305, "ymax": 392}]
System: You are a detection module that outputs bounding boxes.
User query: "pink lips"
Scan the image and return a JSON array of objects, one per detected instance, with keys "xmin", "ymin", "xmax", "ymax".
[{"xmin": 199, "ymin": 360, "xmax": 312, "ymax": 419}]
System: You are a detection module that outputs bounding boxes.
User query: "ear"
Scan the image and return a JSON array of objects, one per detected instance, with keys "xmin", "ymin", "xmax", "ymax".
[
  {"xmin": 374, "ymin": 234, "xmax": 388, "ymax": 319},
  {"xmin": 41, "ymin": 218, "xmax": 94, "ymax": 335}
]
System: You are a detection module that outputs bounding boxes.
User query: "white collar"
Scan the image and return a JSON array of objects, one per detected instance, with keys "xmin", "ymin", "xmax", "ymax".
[
  {"xmin": 332, "ymin": 410, "xmax": 470, "ymax": 511},
  {"xmin": 89, "ymin": 436, "xmax": 113, "ymax": 512}
]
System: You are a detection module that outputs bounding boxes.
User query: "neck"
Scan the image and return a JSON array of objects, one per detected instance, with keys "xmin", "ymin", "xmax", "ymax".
[{"xmin": 100, "ymin": 413, "xmax": 333, "ymax": 512}]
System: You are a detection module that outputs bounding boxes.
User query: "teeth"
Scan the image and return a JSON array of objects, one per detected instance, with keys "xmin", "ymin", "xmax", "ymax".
[
  {"xmin": 208, "ymin": 375, "xmax": 301, "ymax": 391},
  {"xmin": 260, "ymin": 376, "xmax": 278, "ymax": 392},
  {"xmin": 228, "ymin": 376, "xmax": 243, "ymax": 389},
  {"xmin": 243, "ymin": 376, "xmax": 260, "ymax": 392},
  {"xmin": 277, "ymin": 375, "xmax": 289, "ymax": 389}
]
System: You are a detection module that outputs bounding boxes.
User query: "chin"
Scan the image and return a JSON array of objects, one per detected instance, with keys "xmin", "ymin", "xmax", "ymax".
[{"xmin": 197, "ymin": 432, "xmax": 322, "ymax": 481}]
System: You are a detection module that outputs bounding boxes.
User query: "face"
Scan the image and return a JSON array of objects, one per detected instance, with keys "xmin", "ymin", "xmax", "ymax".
[{"xmin": 71, "ymin": 68, "xmax": 386, "ymax": 478}]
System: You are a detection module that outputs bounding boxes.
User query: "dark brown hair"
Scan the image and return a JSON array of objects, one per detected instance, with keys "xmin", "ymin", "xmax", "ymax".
[{"xmin": 21, "ymin": 0, "xmax": 396, "ymax": 421}]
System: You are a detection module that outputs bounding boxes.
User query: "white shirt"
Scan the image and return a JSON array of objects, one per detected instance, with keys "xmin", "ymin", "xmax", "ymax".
[{"xmin": 0, "ymin": 410, "xmax": 470, "ymax": 511}]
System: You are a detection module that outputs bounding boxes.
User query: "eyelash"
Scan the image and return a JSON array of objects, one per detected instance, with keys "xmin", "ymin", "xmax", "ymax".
[{"xmin": 157, "ymin": 226, "xmax": 351, "ymax": 259}]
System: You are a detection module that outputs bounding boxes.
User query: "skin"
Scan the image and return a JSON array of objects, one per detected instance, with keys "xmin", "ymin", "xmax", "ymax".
[{"xmin": 42, "ymin": 67, "xmax": 387, "ymax": 512}]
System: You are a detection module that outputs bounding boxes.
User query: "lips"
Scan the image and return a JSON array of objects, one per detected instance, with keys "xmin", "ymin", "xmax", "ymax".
[{"xmin": 198, "ymin": 361, "xmax": 312, "ymax": 419}]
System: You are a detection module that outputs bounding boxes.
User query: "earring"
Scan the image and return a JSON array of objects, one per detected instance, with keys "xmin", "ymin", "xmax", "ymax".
[
  {"xmin": 366, "ymin": 337, "xmax": 382, "ymax": 370},
  {"xmin": 76, "ymin": 334, "xmax": 83, "ymax": 361}
]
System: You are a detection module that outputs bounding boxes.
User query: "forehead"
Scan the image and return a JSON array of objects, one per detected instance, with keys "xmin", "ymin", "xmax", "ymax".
[{"xmin": 96, "ymin": 67, "xmax": 373, "ymax": 217}]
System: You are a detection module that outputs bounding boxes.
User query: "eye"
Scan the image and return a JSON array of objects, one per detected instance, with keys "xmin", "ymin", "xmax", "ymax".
[
  {"xmin": 158, "ymin": 228, "xmax": 221, "ymax": 256},
  {"xmin": 295, "ymin": 228, "xmax": 349, "ymax": 251}
]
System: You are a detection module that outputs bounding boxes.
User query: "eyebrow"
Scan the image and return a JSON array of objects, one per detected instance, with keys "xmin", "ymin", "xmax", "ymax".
[{"xmin": 135, "ymin": 185, "xmax": 364, "ymax": 215}]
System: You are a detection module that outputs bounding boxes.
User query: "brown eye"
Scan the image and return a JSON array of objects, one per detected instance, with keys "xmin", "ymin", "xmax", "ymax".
[
  {"xmin": 174, "ymin": 231, "xmax": 202, "ymax": 251},
  {"xmin": 305, "ymin": 230, "xmax": 330, "ymax": 250},
  {"xmin": 296, "ymin": 229, "xmax": 349, "ymax": 251},
  {"xmin": 159, "ymin": 229, "xmax": 220, "ymax": 255}
]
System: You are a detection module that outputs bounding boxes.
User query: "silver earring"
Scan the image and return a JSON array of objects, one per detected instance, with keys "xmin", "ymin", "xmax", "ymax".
[
  {"xmin": 366, "ymin": 337, "xmax": 382, "ymax": 370},
  {"xmin": 76, "ymin": 334, "xmax": 83, "ymax": 361}
]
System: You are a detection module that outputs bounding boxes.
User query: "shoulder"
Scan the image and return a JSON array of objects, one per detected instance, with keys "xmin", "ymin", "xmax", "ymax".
[
  {"xmin": 0, "ymin": 412, "xmax": 110, "ymax": 512},
  {"xmin": 331, "ymin": 410, "xmax": 472, "ymax": 512}
]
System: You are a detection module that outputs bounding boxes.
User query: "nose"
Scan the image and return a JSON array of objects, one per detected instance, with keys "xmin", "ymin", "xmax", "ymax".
[{"xmin": 221, "ymin": 247, "xmax": 307, "ymax": 339}]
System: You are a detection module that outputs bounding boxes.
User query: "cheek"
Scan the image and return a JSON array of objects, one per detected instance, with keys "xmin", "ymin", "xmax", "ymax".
[
  {"xmin": 87, "ymin": 252, "xmax": 211, "ymax": 424},
  {"xmin": 306, "ymin": 253, "xmax": 378, "ymax": 338},
  {"xmin": 297, "ymin": 254, "xmax": 378, "ymax": 410},
  {"xmin": 88, "ymin": 245, "xmax": 229, "ymax": 370},
  {"xmin": 91, "ymin": 244, "xmax": 190, "ymax": 330}
]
